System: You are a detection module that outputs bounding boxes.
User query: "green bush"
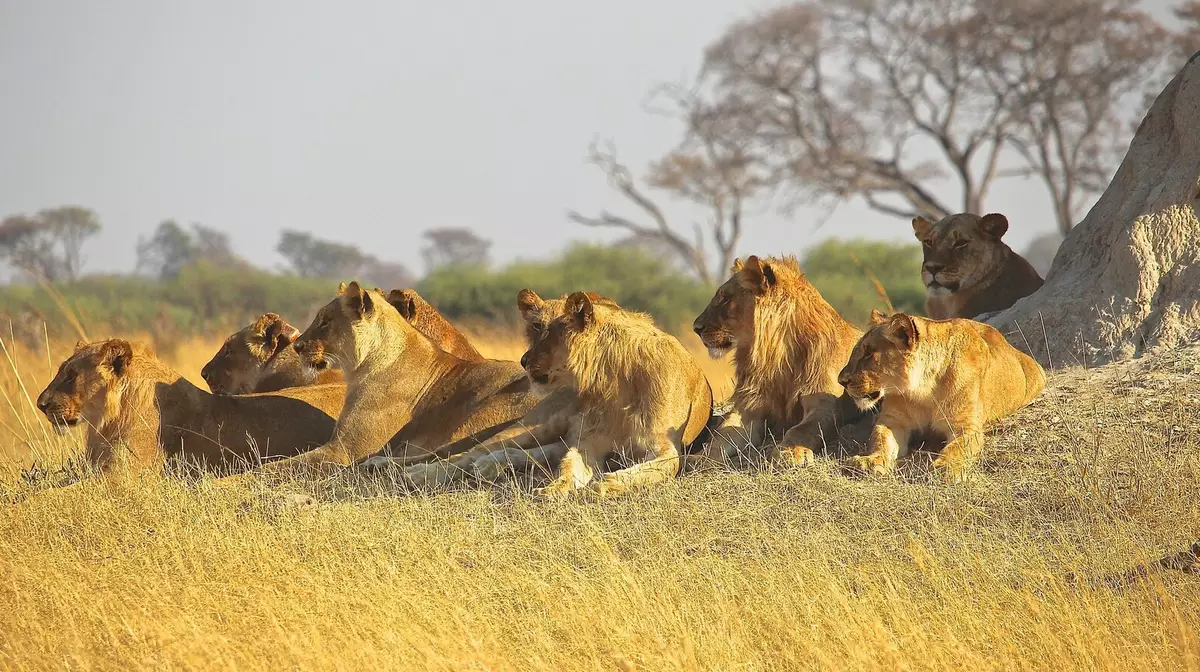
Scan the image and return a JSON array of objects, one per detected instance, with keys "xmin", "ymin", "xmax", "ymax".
[
  {"xmin": 418, "ymin": 243, "xmax": 713, "ymax": 331},
  {"xmin": 800, "ymin": 238, "xmax": 925, "ymax": 326},
  {"xmin": 0, "ymin": 263, "xmax": 338, "ymax": 338}
]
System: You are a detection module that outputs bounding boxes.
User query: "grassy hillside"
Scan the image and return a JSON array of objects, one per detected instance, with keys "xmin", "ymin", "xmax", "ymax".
[{"xmin": 0, "ymin": 331, "xmax": 1197, "ymax": 670}]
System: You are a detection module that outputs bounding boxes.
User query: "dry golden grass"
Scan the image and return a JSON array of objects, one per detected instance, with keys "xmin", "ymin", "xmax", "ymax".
[{"xmin": 0, "ymin": 327, "xmax": 1197, "ymax": 671}]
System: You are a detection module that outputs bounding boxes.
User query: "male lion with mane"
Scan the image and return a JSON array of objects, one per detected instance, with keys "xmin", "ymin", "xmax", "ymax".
[
  {"xmin": 36, "ymin": 339, "xmax": 344, "ymax": 478},
  {"xmin": 517, "ymin": 292, "xmax": 712, "ymax": 498},
  {"xmin": 255, "ymin": 282, "xmax": 542, "ymax": 475},
  {"xmin": 692, "ymin": 255, "xmax": 871, "ymax": 465},
  {"xmin": 838, "ymin": 310, "xmax": 1046, "ymax": 482},
  {"xmin": 913, "ymin": 212, "xmax": 1044, "ymax": 320}
]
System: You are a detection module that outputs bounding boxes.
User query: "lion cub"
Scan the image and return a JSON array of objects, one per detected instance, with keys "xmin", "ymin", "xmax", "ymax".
[
  {"xmin": 520, "ymin": 292, "xmax": 712, "ymax": 498},
  {"xmin": 838, "ymin": 310, "xmax": 1046, "ymax": 482},
  {"xmin": 913, "ymin": 212, "xmax": 1044, "ymax": 320}
]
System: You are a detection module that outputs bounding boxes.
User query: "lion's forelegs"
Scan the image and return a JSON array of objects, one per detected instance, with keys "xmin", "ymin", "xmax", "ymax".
[
  {"xmin": 846, "ymin": 421, "xmax": 905, "ymax": 477},
  {"xmin": 472, "ymin": 441, "xmax": 568, "ymax": 483},
  {"xmin": 778, "ymin": 393, "xmax": 841, "ymax": 466},
  {"xmin": 932, "ymin": 424, "xmax": 984, "ymax": 484},
  {"xmin": 534, "ymin": 443, "xmax": 598, "ymax": 498},
  {"xmin": 589, "ymin": 437, "xmax": 679, "ymax": 499},
  {"xmin": 690, "ymin": 410, "xmax": 764, "ymax": 469}
]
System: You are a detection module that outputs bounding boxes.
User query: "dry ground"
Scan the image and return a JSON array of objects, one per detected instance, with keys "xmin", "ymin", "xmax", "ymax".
[{"xmin": 0, "ymin": 327, "xmax": 1197, "ymax": 671}]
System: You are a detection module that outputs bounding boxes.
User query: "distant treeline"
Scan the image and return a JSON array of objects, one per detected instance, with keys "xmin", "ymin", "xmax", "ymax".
[{"xmin": 0, "ymin": 240, "xmax": 924, "ymax": 345}]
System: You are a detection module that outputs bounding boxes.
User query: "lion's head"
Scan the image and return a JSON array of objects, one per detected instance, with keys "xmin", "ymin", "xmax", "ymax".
[
  {"xmin": 520, "ymin": 291, "xmax": 605, "ymax": 390},
  {"xmin": 516, "ymin": 289, "xmax": 617, "ymax": 348},
  {"xmin": 692, "ymin": 255, "xmax": 794, "ymax": 358},
  {"xmin": 201, "ymin": 313, "xmax": 301, "ymax": 395},
  {"xmin": 913, "ymin": 213, "xmax": 1012, "ymax": 297},
  {"xmin": 293, "ymin": 281, "xmax": 390, "ymax": 372},
  {"xmin": 384, "ymin": 288, "xmax": 481, "ymax": 361},
  {"xmin": 36, "ymin": 339, "xmax": 135, "ymax": 434},
  {"xmin": 838, "ymin": 310, "xmax": 920, "ymax": 411}
]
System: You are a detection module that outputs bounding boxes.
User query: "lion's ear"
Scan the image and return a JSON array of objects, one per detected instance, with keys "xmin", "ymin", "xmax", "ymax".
[
  {"xmin": 260, "ymin": 313, "xmax": 298, "ymax": 355},
  {"xmin": 869, "ymin": 309, "xmax": 889, "ymax": 326},
  {"xmin": 912, "ymin": 216, "xmax": 934, "ymax": 240},
  {"xmin": 731, "ymin": 258, "xmax": 744, "ymax": 274},
  {"xmin": 337, "ymin": 282, "xmax": 348, "ymax": 295},
  {"xmin": 565, "ymin": 291, "xmax": 595, "ymax": 330},
  {"xmin": 884, "ymin": 314, "xmax": 919, "ymax": 350},
  {"xmin": 341, "ymin": 281, "xmax": 374, "ymax": 317},
  {"xmin": 979, "ymin": 213, "xmax": 1009, "ymax": 239},
  {"xmin": 387, "ymin": 289, "xmax": 418, "ymax": 320},
  {"xmin": 74, "ymin": 340, "xmax": 87, "ymax": 353},
  {"xmin": 516, "ymin": 289, "xmax": 543, "ymax": 321},
  {"xmin": 102, "ymin": 339, "xmax": 133, "ymax": 376},
  {"xmin": 737, "ymin": 255, "xmax": 776, "ymax": 294}
]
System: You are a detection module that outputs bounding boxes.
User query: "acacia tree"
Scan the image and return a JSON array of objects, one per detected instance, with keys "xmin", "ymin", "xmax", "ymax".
[
  {"xmin": 569, "ymin": 110, "xmax": 768, "ymax": 286},
  {"xmin": 420, "ymin": 228, "xmax": 491, "ymax": 272},
  {"xmin": 277, "ymin": 230, "xmax": 413, "ymax": 287},
  {"xmin": 136, "ymin": 221, "xmax": 247, "ymax": 278},
  {"xmin": 0, "ymin": 206, "xmax": 102, "ymax": 281},
  {"xmin": 668, "ymin": 0, "xmax": 1165, "ymax": 235}
]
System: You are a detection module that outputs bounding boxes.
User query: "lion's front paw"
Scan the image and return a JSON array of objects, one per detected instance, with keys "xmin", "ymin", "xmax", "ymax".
[
  {"xmin": 845, "ymin": 454, "xmax": 891, "ymax": 477},
  {"xmin": 779, "ymin": 445, "xmax": 815, "ymax": 467},
  {"xmin": 533, "ymin": 479, "xmax": 579, "ymax": 500},
  {"xmin": 581, "ymin": 476, "xmax": 628, "ymax": 501},
  {"xmin": 932, "ymin": 456, "xmax": 967, "ymax": 484}
]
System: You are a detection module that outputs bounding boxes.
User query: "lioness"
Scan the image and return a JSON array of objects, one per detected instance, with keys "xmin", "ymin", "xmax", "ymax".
[
  {"xmin": 384, "ymin": 288, "xmax": 482, "ymax": 361},
  {"xmin": 838, "ymin": 310, "xmax": 1046, "ymax": 482},
  {"xmin": 913, "ymin": 212, "xmax": 1044, "ymax": 320},
  {"xmin": 36, "ymin": 339, "xmax": 344, "ymax": 477},
  {"xmin": 256, "ymin": 282, "xmax": 541, "ymax": 475},
  {"xmin": 201, "ymin": 313, "xmax": 343, "ymax": 395},
  {"xmin": 692, "ymin": 255, "xmax": 870, "ymax": 465},
  {"xmin": 520, "ymin": 292, "xmax": 712, "ymax": 498},
  {"xmin": 202, "ymin": 290, "xmax": 480, "ymax": 395},
  {"xmin": 375, "ymin": 288, "xmax": 620, "ymax": 487}
]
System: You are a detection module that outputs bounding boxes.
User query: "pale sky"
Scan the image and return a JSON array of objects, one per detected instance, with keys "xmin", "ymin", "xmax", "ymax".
[{"xmin": 0, "ymin": 0, "xmax": 1182, "ymax": 279}]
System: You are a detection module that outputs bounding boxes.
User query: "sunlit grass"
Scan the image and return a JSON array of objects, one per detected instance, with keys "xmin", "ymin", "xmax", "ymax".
[{"xmin": 0, "ymin": 326, "xmax": 1197, "ymax": 670}]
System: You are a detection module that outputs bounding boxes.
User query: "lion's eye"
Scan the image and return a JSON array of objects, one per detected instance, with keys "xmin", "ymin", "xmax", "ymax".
[
  {"xmin": 921, "ymin": 241, "xmax": 932, "ymax": 249},
  {"xmin": 953, "ymin": 240, "xmax": 969, "ymax": 250}
]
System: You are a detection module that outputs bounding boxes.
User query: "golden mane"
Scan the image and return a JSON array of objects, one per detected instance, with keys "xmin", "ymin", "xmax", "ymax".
[{"xmin": 731, "ymin": 255, "xmax": 858, "ymax": 424}]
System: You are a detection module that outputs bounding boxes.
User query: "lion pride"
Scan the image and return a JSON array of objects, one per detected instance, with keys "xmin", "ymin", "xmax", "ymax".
[{"xmin": 838, "ymin": 310, "xmax": 1046, "ymax": 482}]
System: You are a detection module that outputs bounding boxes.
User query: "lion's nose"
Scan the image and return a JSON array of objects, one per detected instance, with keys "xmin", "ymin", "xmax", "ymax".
[
  {"xmin": 923, "ymin": 262, "xmax": 944, "ymax": 274},
  {"xmin": 36, "ymin": 396, "xmax": 48, "ymax": 412},
  {"xmin": 519, "ymin": 353, "xmax": 530, "ymax": 369},
  {"xmin": 200, "ymin": 364, "xmax": 212, "ymax": 383},
  {"xmin": 838, "ymin": 369, "xmax": 851, "ymax": 387},
  {"xmin": 692, "ymin": 320, "xmax": 703, "ymax": 335}
]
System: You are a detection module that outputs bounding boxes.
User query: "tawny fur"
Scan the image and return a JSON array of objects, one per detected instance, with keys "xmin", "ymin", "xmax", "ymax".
[
  {"xmin": 202, "ymin": 290, "xmax": 480, "ymax": 395},
  {"xmin": 380, "ymin": 289, "xmax": 630, "ymax": 487},
  {"xmin": 257, "ymin": 282, "xmax": 542, "ymax": 476},
  {"xmin": 691, "ymin": 255, "xmax": 869, "ymax": 464},
  {"xmin": 913, "ymin": 212, "xmax": 1044, "ymax": 320},
  {"xmin": 202, "ymin": 313, "xmax": 342, "ymax": 395},
  {"xmin": 385, "ymin": 288, "xmax": 483, "ymax": 361},
  {"xmin": 521, "ymin": 293, "xmax": 712, "ymax": 498},
  {"xmin": 36, "ymin": 340, "xmax": 344, "ymax": 478},
  {"xmin": 839, "ymin": 311, "xmax": 1046, "ymax": 482}
]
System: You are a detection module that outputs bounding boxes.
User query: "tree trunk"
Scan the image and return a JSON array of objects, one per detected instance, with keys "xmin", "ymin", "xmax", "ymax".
[{"xmin": 987, "ymin": 53, "xmax": 1200, "ymax": 368}]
